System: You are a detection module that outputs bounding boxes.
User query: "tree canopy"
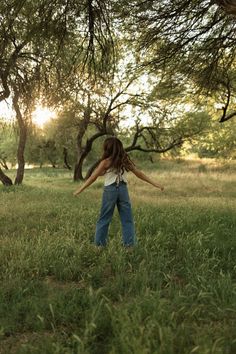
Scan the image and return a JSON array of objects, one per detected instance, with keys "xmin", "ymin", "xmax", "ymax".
[{"xmin": 0, "ymin": 0, "xmax": 236, "ymax": 185}]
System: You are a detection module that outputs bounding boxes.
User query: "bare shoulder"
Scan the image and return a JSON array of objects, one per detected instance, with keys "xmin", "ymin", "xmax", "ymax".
[
  {"xmin": 91, "ymin": 159, "xmax": 110, "ymax": 177},
  {"xmin": 95, "ymin": 158, "xmax": 112, "ymax": 174},
  {"xmin": 102, "ymin": 158, "xmax": 112, "ymax": 169}
]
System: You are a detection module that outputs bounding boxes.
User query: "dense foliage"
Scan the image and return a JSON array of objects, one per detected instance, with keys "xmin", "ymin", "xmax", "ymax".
[{"xmin": 0, "ymin": 0, "xmax": 236, "ymax": 184}]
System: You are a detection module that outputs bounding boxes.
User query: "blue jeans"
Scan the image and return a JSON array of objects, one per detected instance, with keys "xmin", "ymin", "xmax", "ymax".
[{"xmin": 95, "ymin": 182, "xmax": 136, "ymax": 246}]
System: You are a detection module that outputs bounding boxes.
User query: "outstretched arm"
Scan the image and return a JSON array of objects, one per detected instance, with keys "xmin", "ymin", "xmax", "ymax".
[
  {"xmin": 129, "ymin": 165, "xmax": 164, "ymax": 191},
  {"xmin": 73, "ymin": 159, "xmax": 109, "ymax": 196}
]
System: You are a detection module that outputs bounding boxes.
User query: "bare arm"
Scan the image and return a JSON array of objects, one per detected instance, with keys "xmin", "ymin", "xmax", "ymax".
[
  {"xmin": 73, "ymin": 160, "xmax": 109, "ymax": 196},
  {"xmin": 129, "ymin": 165, "xmax": 164, "ymax": 191}
]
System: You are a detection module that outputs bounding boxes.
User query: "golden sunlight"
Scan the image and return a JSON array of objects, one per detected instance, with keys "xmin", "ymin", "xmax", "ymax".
[{"xmin": 32, "ymin": 106, "xmax": 56, "ymax": 127}]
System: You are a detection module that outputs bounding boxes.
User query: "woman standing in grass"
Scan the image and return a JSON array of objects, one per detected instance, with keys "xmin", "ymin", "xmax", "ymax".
[{"xmin": 74, "ymin": 137, "xmax": 164, "ymax": 246}]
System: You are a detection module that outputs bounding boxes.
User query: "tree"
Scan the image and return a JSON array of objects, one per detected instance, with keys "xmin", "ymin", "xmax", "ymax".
[
  {"xmin": 55, "ymin": 73, "xmax": 140, "ymax": 181},
  {"xmin": 84, "ymin": 74, "xmax": 211, "ymax": 177},
  {"xmin": 0, "ymin": 0, "xmax": 76, "ymax": 103},
  {"xmin": 116, "ymin": 0, "xmax": 236, "ymax": 122},
  {"xmin": 0, "ymin": 50, "xmax": 42, "ymax": 185},
  {"xmin": 41, "ymin": 114, "xmax": 77, "ymax": 170},
  {"xmin": 186, "ymin": 112, "xmax": 236, "ymax": 159},
  {"xmin": 0, "ymin": 0, "xmax": 117, "ymax": 185},
  {"xmin": 0, "ymin": 0, "xmax": 74, "ymax": 185}
]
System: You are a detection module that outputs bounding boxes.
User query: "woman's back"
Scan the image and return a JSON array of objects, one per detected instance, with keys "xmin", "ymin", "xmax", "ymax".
[{"xmin": 104, "ymin": 167, "xmax": 127, "ymax": 186}]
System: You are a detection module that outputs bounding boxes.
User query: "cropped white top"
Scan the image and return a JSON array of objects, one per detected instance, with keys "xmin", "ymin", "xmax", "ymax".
[{"xmin": 104, "ymin": 168, "xmax": 127, "ymax": 186}]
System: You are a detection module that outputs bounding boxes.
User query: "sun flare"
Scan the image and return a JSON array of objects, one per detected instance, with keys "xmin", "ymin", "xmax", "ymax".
[{"xmin": 32, "ymin": 106, "xmax": 56, "ymax": 127}]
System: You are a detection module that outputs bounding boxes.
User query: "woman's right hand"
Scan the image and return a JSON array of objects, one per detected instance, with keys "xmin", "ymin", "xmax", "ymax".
[{"xmin": 157, "ymin": 184, "xmax": 164, "ymax": 191}]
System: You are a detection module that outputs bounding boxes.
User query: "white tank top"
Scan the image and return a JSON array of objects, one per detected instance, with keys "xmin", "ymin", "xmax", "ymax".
[{"xmin": 104, "ymin": 168, "xmax": 127, "ymax": 186}]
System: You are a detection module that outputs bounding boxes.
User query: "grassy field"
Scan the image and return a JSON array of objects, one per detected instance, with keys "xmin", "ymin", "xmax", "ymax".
[{"xmin": 0, "ymin": 159, "xmax": 236, "ymax": 354}]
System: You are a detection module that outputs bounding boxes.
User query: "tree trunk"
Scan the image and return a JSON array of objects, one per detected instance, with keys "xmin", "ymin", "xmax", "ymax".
[
  {"xmin": 48, "ymin": 157, "xmax": 56, "ymax": 168},
  {"xmin": 0, "ymin": 168, "xmax": 13, "ymax": 186},
  {"xmin": 63, "ymin": 147, "xmax": 71, "ymax": 170},
  {"xmin": 13, "ymin": 92, "xmax": 27, "ymax": 185},
  {"xmin": 73, "ymin": 151, "xmax": 87, "ymax": 181},
  {"xmin": 74, "ymin": 120, "xmax": 90, "ymax": 180},
  {"xmin": 74, "ymin": 131, "xmax": 107, "ymax": 181},
  {"xmin": 14, "ymin": 125, "xmax": 27, "ymax": 184}
]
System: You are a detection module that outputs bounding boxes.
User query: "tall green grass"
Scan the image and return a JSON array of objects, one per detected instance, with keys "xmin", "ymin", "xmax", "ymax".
[{"xmin": 0, "ymin": 159, "xmax": 236, "ymax": 354}]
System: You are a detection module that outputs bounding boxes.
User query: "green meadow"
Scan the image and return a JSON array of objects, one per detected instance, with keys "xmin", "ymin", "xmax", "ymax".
[{"xmin": 0, "ymin": 159, "xmax": 236, "ymax": 354}]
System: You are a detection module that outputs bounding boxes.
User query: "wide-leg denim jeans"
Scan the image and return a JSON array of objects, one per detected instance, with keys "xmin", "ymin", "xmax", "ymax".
[{"xmin": 95, "ymin": 181, "xmax": 136, "ymax": 246}]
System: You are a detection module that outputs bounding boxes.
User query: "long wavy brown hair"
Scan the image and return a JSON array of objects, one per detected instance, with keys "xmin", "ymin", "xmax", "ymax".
[{"xmin": 102, "ymin": 137, "xmax": 134, "ymax": 173}]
